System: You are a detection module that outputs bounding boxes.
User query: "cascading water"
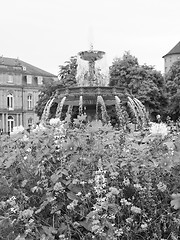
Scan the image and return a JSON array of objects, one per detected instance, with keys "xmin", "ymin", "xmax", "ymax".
[
  {"xmin": 41, "ymin": 97, "xmax": 55, "ymax": 124},
  {"xmin": 127, "ymin": 96, "xmax": 148, "ymax": 128},
  {"xmin": 127, "ymin": 96, "xmax": 140, "ymax": 126},
  {"xmin": 95, "ymin": 55, "xmax": 109, "ymax": 86},
  {"xmin": 133, "ymin": 98, "xmax": 148, "ymax": 127},
  {"xmin": 56, "ymin": 96, "xmax": 66, "ymax": 119},
  {"xmin": 96, "ymin": 96, "xmax": 109, "ymax": 122},
  {"xmin": 79, "ymin": 96, "xmax": 83, "ymax": 115},
  {"xmin": 76, "ymin": 55, "xmax": 89, "ymax": 86},
  {"xmin": 115, "ymin": 96, "xmax": 126, "ymax": 127},
  {"xmin": 67, "ymin": 105, "xmax": 73, "ymax": 115}
]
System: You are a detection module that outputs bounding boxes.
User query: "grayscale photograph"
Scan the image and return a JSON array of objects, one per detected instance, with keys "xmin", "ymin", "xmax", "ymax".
[{"xmin": 0, "ymin": 0, "xmax": 180, "ymax": 239}]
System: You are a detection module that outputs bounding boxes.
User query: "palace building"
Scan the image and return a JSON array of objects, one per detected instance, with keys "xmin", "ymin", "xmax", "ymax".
[
  {"xmin": 163, "ymin": 41, "xmax": 180, "ymax": 73},
  {"xmin": 0, "ymin": 57, "xmax": 57, "ymax": 134}
]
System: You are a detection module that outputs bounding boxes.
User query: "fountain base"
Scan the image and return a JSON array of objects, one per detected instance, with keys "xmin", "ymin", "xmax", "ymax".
[{"xmin": 54, "ymin": 86, "xmax": 127, "ymax": 106}]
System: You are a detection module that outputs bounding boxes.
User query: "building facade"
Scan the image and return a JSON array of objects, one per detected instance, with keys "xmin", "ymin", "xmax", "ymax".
[
  {"xmin": 0, "ymin": 57, "xmax": 57, "ymax": 134},
  {"xmin": 163, "ymin": 41, "xmax": 180, "ymax": 74}
]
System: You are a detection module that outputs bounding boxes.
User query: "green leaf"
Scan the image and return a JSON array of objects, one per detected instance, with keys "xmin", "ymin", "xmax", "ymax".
[
  {"xmin": 35, "ymin": 201, "xmax": 49, "ymax": 214},
  {"xmin": 51, "ymin": 173, "xmax": 59, "ymax": 183},
  {"xmin": 42, "ymin": 226, "xmax": 57, "ymax": 239},
  {"xmin": 5, "ymin": 156, "xmax": 15, "ymax": 168},
  {"xmin": 79, "ymin": 220, "xmax": 92, "ymax": 231},
  {"xmin": 15, "ymin": 235, "xmax": 26, "ymax": 240},
  {"xmin": 68, "ymin": 183, "xmax": 82, "ymax": 193},
  {"xmin": 21, "ymin": 179, "xmax": 28, "ymax": 187},
  {"xmin": 171, "ymin": 193, "xmax": 180, "ymax": 210},
  {"xmin": 67, "ymin": 192, "xmax": 78, "ymax": 200}
]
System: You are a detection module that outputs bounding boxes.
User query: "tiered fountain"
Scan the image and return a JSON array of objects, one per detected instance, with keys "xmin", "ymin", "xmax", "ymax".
[{"xmin": 41, "ymin": 45, "xmax": 148, "ymax": 128}]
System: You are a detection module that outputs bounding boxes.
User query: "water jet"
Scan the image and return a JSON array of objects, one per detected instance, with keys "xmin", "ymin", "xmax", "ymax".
[{"xmin": 41, "ymin": 46, "xmax": 148, "ymax": 128}]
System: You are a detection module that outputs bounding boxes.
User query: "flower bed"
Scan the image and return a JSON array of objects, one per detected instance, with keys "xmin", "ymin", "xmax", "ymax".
[{"xmin": 0, "ymin": 116, "xmax": 180, "ymax": 240}]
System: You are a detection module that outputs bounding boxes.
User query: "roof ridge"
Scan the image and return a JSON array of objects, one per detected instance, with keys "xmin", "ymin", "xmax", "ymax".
[
  {"xmin": 0, "ymin": 56, "xmax": 57, "ymax": 77},
  {"xmin": 163, "ymin": 41, "xmax": 180, "ymax": 58}
]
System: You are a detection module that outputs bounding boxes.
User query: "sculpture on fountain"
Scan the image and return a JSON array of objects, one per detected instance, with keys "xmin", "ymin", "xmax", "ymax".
[{"xmin": 41, "ymin": 45, "xmax": 148, "ymax": 128}]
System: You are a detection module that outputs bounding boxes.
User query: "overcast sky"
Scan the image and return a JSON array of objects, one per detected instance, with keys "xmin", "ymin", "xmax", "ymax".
[{"xmin": 0, "ymin": 0, "xmax": 180, "ymax": 75}]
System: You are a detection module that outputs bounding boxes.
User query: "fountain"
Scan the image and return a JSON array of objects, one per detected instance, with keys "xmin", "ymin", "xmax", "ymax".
[{"xmin": 41, "ymin": 45, "xmax": 149, "ymax": 128}]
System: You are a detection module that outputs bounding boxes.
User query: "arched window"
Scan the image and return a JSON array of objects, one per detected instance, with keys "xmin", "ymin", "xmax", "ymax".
[
  {"xmin": 7, "ymin": 93, "xmax": 14, "ymax": 110},
  {"xmin": 28, "ymin": 117, "xmax": 33, "ymax": 127},
  {"xmin": 27, "ymin": 94, "xmax": 32, "ymax": 110},
  {"xmin": 8, "ymin": 116, "xmax": 14, "ymax": 132}
]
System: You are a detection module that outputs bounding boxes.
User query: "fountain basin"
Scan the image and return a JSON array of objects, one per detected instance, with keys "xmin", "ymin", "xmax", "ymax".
[
  {"xmin": 54, "ymin": 86, "xmax": 127, "ymax": 106},
  {"xmin": 79, "ymin": 50, "xmax": 105, "ymax": 62}
]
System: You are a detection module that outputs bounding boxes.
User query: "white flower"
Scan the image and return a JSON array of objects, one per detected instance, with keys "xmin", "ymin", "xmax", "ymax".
[
  {"xmin": 22, "ymin": 134, "xmax": 29, "ymax": 141},
  {"xmin": 157, "ymin": 182, "xmax": 167, "ymax": 192},
  {"xmin": 141, "ymin": 223, "xmax": 148, "ymax": 230},
  {"xmin": 115, "ymin": 228, "xmax": 123, "ymax": 236},
  {"xmin": 21, "ymin": 209, "xmax": 34, "ymax": 218},
  {"xmin": 123, "ymin": 178, "xmax": 130, "ymax": 186},
  {"xmin": 76, "ymin": 192, "xmax": 82, "ymax": 196},
  {"xmin": 53, "ymin": 182, "xmax": 64, "ymax": 191},
  {"xmin": 149, "ymin": 123, "xmax": 168, "ymax": 138},
  {"xmin": 32, "ymin": 123, "xmax": 46, "ymax": 132},
  {"xmin": 67, "ymin": 199, "xmax": 78, "ymax": 210},
  {"xmin": 131, "ymin": 206, "xmax": 141, "ymax": 214},
  {"xmin": 120, "ymin": 198, "xmax": 131, "ymax": 206},
  {"xmin": 85, "ymin": 193, "xmax": 91, "ymax": 198},
  {"xmin": 134, "ymin": 183, "xmax": 143, "ymax": 190},
  {"xmin": 26, "ymin": 148, "xmax": 31, "ymax": 152},
  {"xmin": 109, "ymin": 187, "xmax": 119, "ymax": 195},
  {"xmin": 80, "ymin": 181, "xmax": 86, "ymax": 185},
  {"xmin": 72, "ymin": 179, "xmax": 79, "ymax": 184},
  {"xmin": 10, "ymin": 125, "xmax": 24, "ymax": 135},
  {"xmin": 126, "ymin": 217, "xmax": 133, "ymax": 223},
  {"xmin": 49, "ymin": 118, "xmax": 61, "ymax": 126}
]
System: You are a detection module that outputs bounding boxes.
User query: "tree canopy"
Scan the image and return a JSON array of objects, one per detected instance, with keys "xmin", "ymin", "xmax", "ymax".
[
  {"xmin": 109, "ymin": 52, "xmax": 167, "ymax": 119},
  {"xmin": 35, "ymin": 56, "xmax": 78, "ymax": 118},
  {"xmin": 58, "ymin": 55, "xmax": 77, "ymax": 87},
  {"xmin": 165, "ymin": 61, "xmax": 180, "ymax": 120}
]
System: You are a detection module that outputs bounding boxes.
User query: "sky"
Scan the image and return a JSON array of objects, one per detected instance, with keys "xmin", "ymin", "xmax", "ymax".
[{"xmin": 0, "ymin": 0, "xmax": 180, "ymax": 76}]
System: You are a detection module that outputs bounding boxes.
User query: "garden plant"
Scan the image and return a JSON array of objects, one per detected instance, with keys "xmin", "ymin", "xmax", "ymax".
[{"xmin": 1, "ymin": 115, "xmax": 180, "ymax": 239}]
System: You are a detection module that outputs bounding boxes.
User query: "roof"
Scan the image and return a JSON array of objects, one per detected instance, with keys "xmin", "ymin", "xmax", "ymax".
[
  {"xmin": 0, "ymin": 57, "xmax": 57, "ymax": 77},
  {"xmin": 163, "ymin": 41, "xmax": 180, "ymax": 58}
]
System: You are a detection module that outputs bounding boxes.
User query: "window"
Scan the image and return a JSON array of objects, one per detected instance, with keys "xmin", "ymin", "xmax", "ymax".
[
  {"xmin": 8, "ymin": 116, "xmax": 14, "ymax": 133},
  {"xmin": 8, "ymin": 75, "xmax": 13, "ymax": 83},
  {"xmin": 7, "ymin": 93, "xmax": 14, "ymax": 110},
  {"xmin": 37, "ymin": 76, "xmax": 43, "ymax": 85},
  {"xmin": 27, "ymin": 75, "xmax": 32, "ymax": 84},
  {"xmin": 27, "ymin": 94, "xmax": 32, "ymax": 110},
  {"xmin": 28, "ymin": 118, "xmax": 33, "ymax": 127}
]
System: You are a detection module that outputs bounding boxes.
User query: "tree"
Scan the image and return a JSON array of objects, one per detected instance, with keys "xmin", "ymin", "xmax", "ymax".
[
  {"xmin": 35, "ymin": 56, "xmax": 78, "ymax": 118},
  {"xmin": 109, "ymin": 52, "xmax": 167, "ymax": 119},
  {"xmin": 109, "ymin": 51, "xmax": 139, "ymax": 88},
  {"xmin": 165, "ymin": 61, "xmax": 180, "ymax": 120},
  {"xmin": 35, "ymin": 78, "xmax": 64, "ymax": 118},
  {"xmin": 58, "ymin": 55, "xmax": 78, "ymax": 87}
]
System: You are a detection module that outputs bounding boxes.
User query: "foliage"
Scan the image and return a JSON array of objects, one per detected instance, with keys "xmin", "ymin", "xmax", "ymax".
[
  {"xmin": 58, "ymin": 56, "xmax": 78, "ymax": 87},
  {"xmin": 1, "ymin": 117, "xmax": 180, "ymax": 239},
  {"xmin": 35, "ymin": 56, "xmax": 78, "ymax": 119},
  {"xmin": 35, "ymin": 79, "xmax": 63, "ymax": 119},
  {"xmin": 165, "ymin": 61, "xmax": 180, "ymax": 120},
  {"xmin": 109, "ymin": 52, "xmax": 168, "ymax": 119}
]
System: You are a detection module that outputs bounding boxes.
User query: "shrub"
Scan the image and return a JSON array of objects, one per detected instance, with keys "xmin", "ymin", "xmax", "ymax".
[{"xmin": 0, "ymin": 116, "xmax": 180, "ymax": 240}]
